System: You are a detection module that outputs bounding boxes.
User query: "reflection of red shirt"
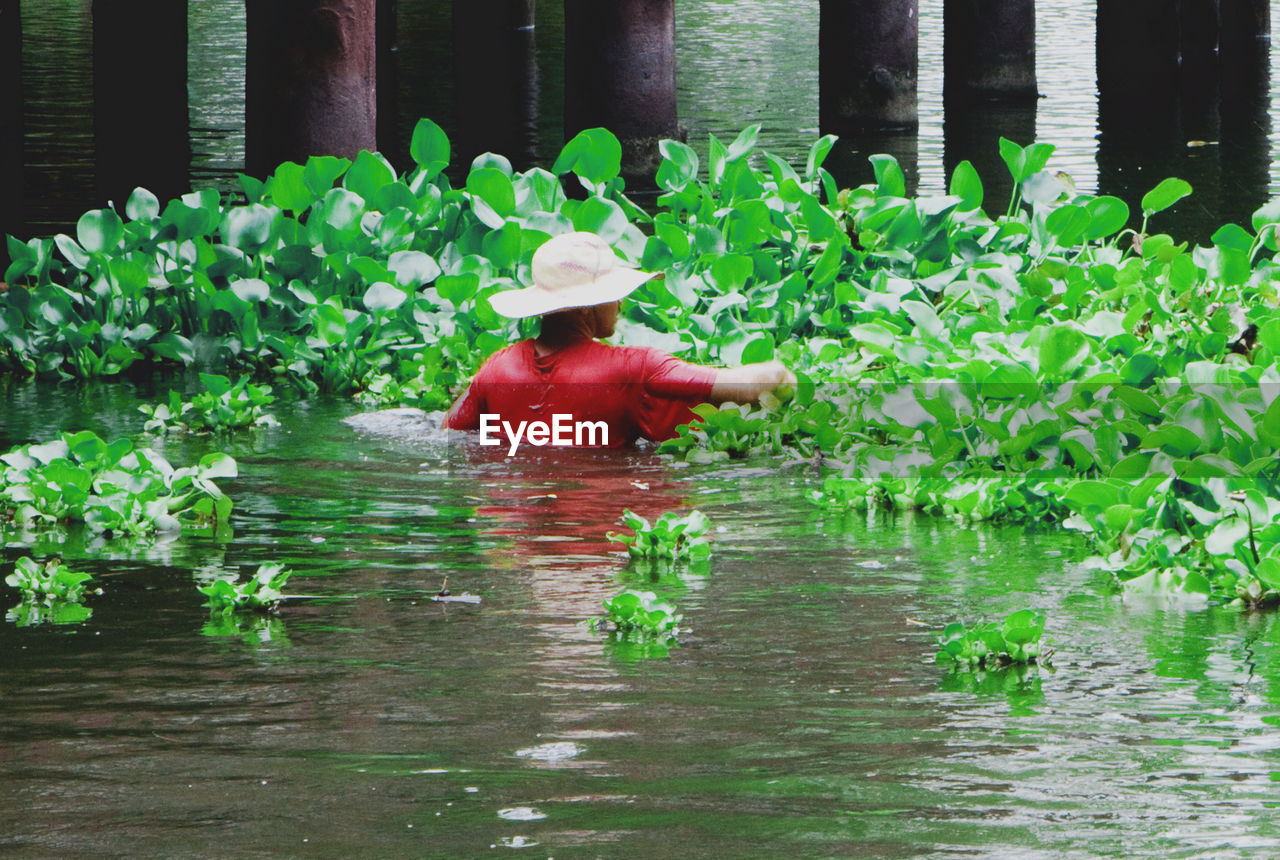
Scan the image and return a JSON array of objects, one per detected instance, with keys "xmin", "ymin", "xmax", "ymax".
[{"xmin": 445, "ymin": 337, "xmax": 717, "ymax": 446}]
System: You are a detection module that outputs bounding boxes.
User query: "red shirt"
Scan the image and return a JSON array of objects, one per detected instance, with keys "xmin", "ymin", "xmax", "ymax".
[{"xmin": 445, "ymin": 337, "xmax": 717, "ymax": 447}]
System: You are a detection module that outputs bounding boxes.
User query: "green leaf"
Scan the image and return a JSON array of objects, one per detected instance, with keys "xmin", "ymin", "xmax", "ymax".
[
  {"xmin": 710, "ymin": 254, "xmax": 753, "ymax": 291},
  {"xmin": 436, "ymin": 273, "xmax": 480, "ymax": 306},
  {"xmin": 410, "ymin": 118, "xmax": 451, "ymax": 179},
  {"xmin": 982, "ymin": 362, "xmax": 1037, "ymax": 399},
  {"xmin": 231, "ymin": 278, "xmax": 270, "ymax": 303},
  {"xmin": 363, "ymin": 281, "xmax": 407, "ymax": 313},
  {"xmin": 319, "ymin": 188, "xmax": 366, "ymax": 233},
  {"xmin": 77, "ymin": 208, "xmax": 124, "ymax": 253},
  {"xmin": 1256, "ymin": 557, "xmax": 1280, "ymax": 591},
  {"xmin": 553, "ymin": 128, "xmax": 622, "ymax": 186},
  {"xmin": 805, "ymin": 134, "xmax": 838, "ymax": 180},
  {"xmin": 1084, "ymin": 196, "xmax": 1129, "ymax": 240},
  {"xmin": 267, "ymin": 161, "xmax": 315, "ymax": 212},
  {"xmin": 569, "ymin": 197, "xmax": 629, "ymax": 240},
  {"xmin": 725, "ymin": 123, "xmax": 761, "ymax": 161},
  {"xmin": 740, "ymin": 336, "xmax": 775, "ymax": 364},
  {"xmin": 948, "ymin": 161, "xmax": 983, "ymax": 212},
  {"xmin": 1141, "ymin": 177, "xmax": 1192, "ymax": 217},
  {"xmin": 466, "ymin": 167, "xmax": 516, "ymax": 217},
  {"xmin": 999, "ymin": 138, "xmax": 1055, "ymax": 183},
  {"xmin": 303, "ymin": 155, "xmax": 351, "ymax": 197},
  {"xmin": 869, "ymin": 154, "xmax": 906, "ymax": 197},
  {"xmin": 1045, "ymin": 204, "xmax": 1092, "ymax": 247},
  {"xmin": 656, "ymin": 139, "xmax": 699, "ymax": 191},
  {"xmin": 344, "ymin": 150, "xmax": 397, "ymax": 204},
  {"xmin": 222, "ymin": 203, "xmax": 277, "ymax": 252},
  {"xmin": 1037, "ymin": 324, "xmax": 1090, "ymax": 378},
  {"xmin": 125, "ymin": 187, "xmax": 160, "ymax": 221},
  {"xmin": 388, "ymin": 250, "xmax": 441, "ymax": 289},
  {"xmin": 199, "ymin": 452, "xmax": 238, "ymax": 480}
]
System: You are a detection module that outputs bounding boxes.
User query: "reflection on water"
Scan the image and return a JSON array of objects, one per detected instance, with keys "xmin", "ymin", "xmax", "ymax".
[
  {"xmin": 5, "ymin": 388, "xmax": 1280, "ymax": 855},
  {"xmin": 9, "ymin": 0, "xmax": 1280, "ymax": 244}
]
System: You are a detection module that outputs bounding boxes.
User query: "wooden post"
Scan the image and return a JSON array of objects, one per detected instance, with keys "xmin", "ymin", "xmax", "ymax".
[
  {"xmin": 819, "ymin": 0, "xmax": 918, "ymax": 133},
  {"xmin": 563, "ymin": 0, "xmax": 678, "ymax": 180},
  {"xmin": 245, "ymin": 0, "xmax": 378, "ymax": 179},
  {"xmin": 0, "ymin": 0, "xmax": 21, "ymax": 246},
  {"xmin": 453, "ymin": 0, "xmax": 539, "ymax": 170},
  {"xmin": 92, "ymin": 0, "xmax": 189, "ymax": 210},
  {"xmin": 943, "ymin": 0, "xmax": 1037, "ymax": 103}
]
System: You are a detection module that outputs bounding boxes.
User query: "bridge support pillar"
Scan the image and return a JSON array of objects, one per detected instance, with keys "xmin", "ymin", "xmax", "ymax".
[
  {"xmin": 564, "ymin": 0, "xmax": 678, "ymax": 181},
  {"xmin": 93, "ymin": 0, "xmax": 189, "ymax": 207},
  {"xmin": 246, "ymin": 0, "xmax": 378, "ymax": 178},
  {"xmin": 1, "ymin": 0, "xmax": 22, "ymax": 246},
  {"xmin": 819, "ymin": 0, "xmax": 918, "ymax": 133},
  {"xmin": 943, "ymin": 0, "xmax": 1037, "ymax": 103},
  {"xmin": 453, "ymin": 0, "xmax": 539, "ymax": 170}
]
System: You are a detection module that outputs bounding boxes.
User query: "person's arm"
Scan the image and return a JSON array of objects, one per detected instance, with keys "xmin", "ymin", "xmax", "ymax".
[
  {"xmin": 707, "ymin": 360, "xmax": 796, "ymax": 405},
  {"xmin": 445, "ymin": 376, "xmax": 487, "ymax": 430}
]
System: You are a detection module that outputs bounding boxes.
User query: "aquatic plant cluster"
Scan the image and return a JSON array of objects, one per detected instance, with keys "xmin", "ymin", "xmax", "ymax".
[
  {"xmin": 5, "ymin": 555, "xmax": 98, "ymax": 627},
  {"xmin": 0, "ymin": 430, "xmax": 235, "ymax": 535},
  {"xmin": 936, "ymin": 609, "xmax": 1049, "ymax": 670},
  {"xmin": 607, "ymin": 508, "xmax": 712, "ymax": 560},
  {"xmin": 3, "ymin": 117, "xmax": 1280, "ymax": 614}
]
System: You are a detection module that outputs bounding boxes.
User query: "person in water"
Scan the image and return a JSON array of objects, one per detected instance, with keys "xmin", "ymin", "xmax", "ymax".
[{"xmin": 445, "ymin": 231, "xmax": 796, "ymax": 448}]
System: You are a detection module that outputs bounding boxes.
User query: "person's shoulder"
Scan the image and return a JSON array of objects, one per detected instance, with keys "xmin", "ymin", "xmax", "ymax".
[
  {"xmin": 483, "ymin": 338, "xmax": 534, "ymax": 362},
  {"xmin": 473, "ymin": 339, "xmax": 534, "ymax": 378}
]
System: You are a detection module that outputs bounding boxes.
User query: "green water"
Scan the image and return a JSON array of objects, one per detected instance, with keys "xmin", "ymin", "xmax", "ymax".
[{"xmin": 5, "ymin": 383, "xmax": 1280, "ymax": 856}]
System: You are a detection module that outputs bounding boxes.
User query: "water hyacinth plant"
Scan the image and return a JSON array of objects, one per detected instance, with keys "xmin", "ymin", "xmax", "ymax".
[
  {"xmin": 6, "ymin": 555, "xmax": 96, "ymax": 600},
  {"xmin": 591, "ymin": 589, "xmax": 682, "ymax": 640},
  {"xmin": 5, "ymin": 556, "xmax": 98, "ymax": 627},
  {"xmin": 198, "ymin": 563, "xmax": 293, "ymax": 613},
  {"xmin": 936, "ymin": 609, "xmax": 1049, "ymax": 670},
  {"xmin": 0, "ymin": 431, "xmax": 236, "ymax": 534},
  {"xmin": 607, "ymin": 509, "xmax": 712, "ymax": 561},
  {"xmin": 140, "ymin": 372, "xmax": 280, "ymax": 434},
  {"xmin": 3, "ymin": 117, "xmax": 1280, "ymax": 606}
]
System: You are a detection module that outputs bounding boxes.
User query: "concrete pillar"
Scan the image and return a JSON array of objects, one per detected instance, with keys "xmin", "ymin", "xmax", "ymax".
[
  {"xmin": 1096, "ymin": 0, "xmax": 1179, "ymax": 129},
  {"xmin": 1219, "ymin": 0, "xmax": 1272, "ymax": 229},
  {"xmin": 1178, "ymin": 0, "xmax": 1219, "ymax": 143},
  {"xmin": 563, "ymin": 0, "xmax": 678, "ymax": 180},
  {"xmin": 1096, "ymin": 2, "xmax": 1182, "ymax": 236},
  {"xmin": 1, "ymin": 0, "xmax": 21, "ymax": 246},
  {"xmin": 377, "ymin": 0, "xmax": 401, "ymax": 168},
  {"xmin": 245, "ymin": 0, "xmax": 378, "ymax": 178},
  {"xmin": 1220, "ymin": 0, "xmax": 1270, "ymax": 50},
  {"xmin": 453, "ymin": 0, "xmax": 539, "ymax": 170},
  {"xmin": 819, "ymin": 0, "xmax": 919, "ymax": 133},
  {"xmin": 943, "ymin": 0, "xmax": 1038, "ymax": 103},
  {"xmin": 92, "ymin": 1, "xmax": 189, "ymax": 210}
]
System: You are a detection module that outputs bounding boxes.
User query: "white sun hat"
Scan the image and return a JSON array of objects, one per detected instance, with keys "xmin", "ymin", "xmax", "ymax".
[{"xmin": 487, "ymin": 231, "xmax": 662, "ymax": 320}]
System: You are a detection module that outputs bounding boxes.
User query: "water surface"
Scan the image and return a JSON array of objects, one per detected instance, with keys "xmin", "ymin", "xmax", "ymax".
[
  {"xmin": 4, "ymin": 387, "xmax": 1280, "ymax": 856},
  {"xmin": 11, "ymin": 0, "xmax": 1280, "ymax": 241}
]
